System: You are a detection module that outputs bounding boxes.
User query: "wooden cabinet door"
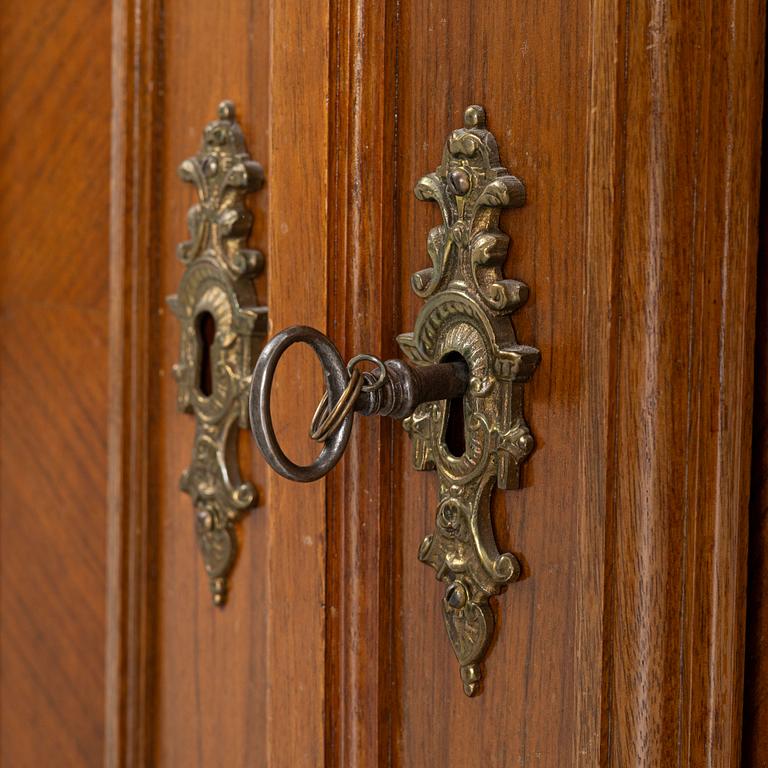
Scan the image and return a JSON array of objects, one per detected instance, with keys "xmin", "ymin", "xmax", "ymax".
[{"xmin": 1, "ymin": 1, "xmax": 765, "ymax": 766}]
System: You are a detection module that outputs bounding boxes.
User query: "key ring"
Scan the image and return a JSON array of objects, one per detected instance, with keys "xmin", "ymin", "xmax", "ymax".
[
  {"xmin": 346, "ymin": 354, "xmax": 388, "ymax": 392},
  {"xmin": 309, "ymin": 354, "xmax": 388, "ymax": 442}
]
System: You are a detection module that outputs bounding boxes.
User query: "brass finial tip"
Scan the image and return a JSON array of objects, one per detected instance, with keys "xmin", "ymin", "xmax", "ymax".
[
  {"xmin": 218, "ymin": 100, "xmax": 236, "ymax": 121},
  {"xmin": 461, "ymin": 664, "xmax": 481, "ymax": 697},
  {"xmin": 464, "ymin": 105, "xmax": 486, "ymax": 129}
]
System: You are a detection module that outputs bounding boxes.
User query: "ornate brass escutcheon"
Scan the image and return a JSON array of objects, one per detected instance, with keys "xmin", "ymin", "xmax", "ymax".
[
  {"xmin": 248, "ymin": 105, "xmax": 538, "ymax": 694},
  {"xmin": 398, "ymin": 105, "xmax": 539, "ymax": 695},
  {"xmin": 167, "ymin": 101, "xmax": 266, "ymax": 606}
]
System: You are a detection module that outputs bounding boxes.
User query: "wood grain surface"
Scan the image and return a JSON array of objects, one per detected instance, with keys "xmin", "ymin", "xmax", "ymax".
[
  {"xmin": 265, "ymin": 1, "xmax": 330, "ymax": 765},
  {"xmin": 325, "ymin": 1, "xmax": 764, "ymax": 765},
  {"xmin": 0, "ymin": 1, "xmax": 112, "ymax": 765},
  {"xmin": 324, "ymin": 2, "xmax": 399, "ymax": 765},
  {"xmin": 153, "ymin": 2, "xmax": 272, "ymax": 765},
  {"xmin": 393, "ymin": 3, "xmax": 587, "ymax": 764},
  {"xmin": 107, "ymin": 1, "xmax": 332, "ymax": 764},
  {"xmin": 602, "ymin": 1, "xmax": 764, "ymax": 763}
]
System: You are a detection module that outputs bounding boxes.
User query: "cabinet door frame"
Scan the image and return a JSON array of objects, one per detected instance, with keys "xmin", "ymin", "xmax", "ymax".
[{"xmin": 107, "ymin": 1, "xmax": 766, "ymax": 766}]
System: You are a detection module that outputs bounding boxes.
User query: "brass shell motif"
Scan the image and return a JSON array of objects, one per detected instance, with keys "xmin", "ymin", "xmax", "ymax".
[
  {"xmin": 398, "ymin": 105, "xmax": 539, "ymax": 695},
  {"xmin": 167, "ymin": 101, "xmax": 266, "ymax": 606}
]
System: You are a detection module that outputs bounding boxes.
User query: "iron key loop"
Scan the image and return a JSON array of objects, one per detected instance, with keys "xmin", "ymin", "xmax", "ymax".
[{"xmin": 248, "ymin": 325, "xmax": 469, "ymax": 483}]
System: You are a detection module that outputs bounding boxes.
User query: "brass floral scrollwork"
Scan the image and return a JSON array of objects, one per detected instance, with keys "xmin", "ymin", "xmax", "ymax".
[
  {"xmin": 398, "ymin": 105, "xmax": 539, "ymax": 695},
  {"xmin": 167, "ymin": 101, "xmax": 266, "ymax": 606}
]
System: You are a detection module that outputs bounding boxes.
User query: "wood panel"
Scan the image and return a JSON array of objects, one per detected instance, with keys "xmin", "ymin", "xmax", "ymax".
[
  {"xmin": 110, "ymin": 2, "xmax": 334, "ymax": 765},
  {"xmin": 265, "ymin": 1, "xmax": 330, "ymax": 764},
  {"xmin": 109, "ymin": 2, "xmax": 333, "ymax": 765},
  {"xmin": 393, "ymin": 2, "xmax": 587, "ymax": 764},
  {"xmin": 606, "ymin": 1, "xmax": 763, "ymax": 763},
  {"xmin": 0, "ymin": 1, "xmax": 112, "ymax": 765},
  {"xmin": 152, "ymin": 1, "xmax": 272, "ymax": 765},
  {"xmin": 327, "ymin": 1, "xmax": 764, "ymax": 766}
]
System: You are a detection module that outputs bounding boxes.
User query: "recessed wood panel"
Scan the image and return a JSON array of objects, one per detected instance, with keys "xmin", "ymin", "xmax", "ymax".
[
  {"xmin": 154, "ymin": 2, "xmax": 271, "ymax": 765},
  {"xmin": 393, "ymin": 2, "xmax": 587, "ymax": 763},
  {"xmin": 0, "ymin": 1, "xmax": 111, "ymax": 765},
  {"xmin": 323, "ymin": 1, "xmax": 763, "ymax": 765}
]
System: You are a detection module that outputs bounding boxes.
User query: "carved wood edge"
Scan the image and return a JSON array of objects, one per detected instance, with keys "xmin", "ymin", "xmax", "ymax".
[{"xmin": 105, "ymin": 1, "xmax": 163, "ymax": 765}]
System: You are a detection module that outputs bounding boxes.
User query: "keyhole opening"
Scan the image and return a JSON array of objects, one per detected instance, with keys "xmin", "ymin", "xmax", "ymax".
[
  {"xmin": 442, "ymin": 351, "xmax": 467, "ymax": 458},
  {"xmin": 197, "ymin": 311, "xmax": 216, "ymax": 397}
]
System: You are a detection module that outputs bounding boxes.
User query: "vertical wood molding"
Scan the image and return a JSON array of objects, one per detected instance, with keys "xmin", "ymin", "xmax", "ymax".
[
  {"xmin": 325, "ymin": 2, "xmax": 400, "ymax": 766},
  {"xmin": 105, "ymin": 1, "xmax": 164, "ymax": 765},
  {"xmin": 576, "ymin": 0, "xmax": 624, "ymax": 762},
  {"xmin": 266, "ymin": 3, "xmax": 330, "ymax": 766},
  {"xmin": 580, "ymin": 0, "xmax": 765, "ymax": 765}
]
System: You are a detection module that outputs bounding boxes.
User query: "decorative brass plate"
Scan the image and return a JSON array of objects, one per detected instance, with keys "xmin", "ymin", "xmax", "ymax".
[
  {"xmin": 167, "ymin": 101, "xmax": 266, "ymax": 606},
  {"xmin": 398, "ymin": 105, "xmax": 539, "ymax": 695}
]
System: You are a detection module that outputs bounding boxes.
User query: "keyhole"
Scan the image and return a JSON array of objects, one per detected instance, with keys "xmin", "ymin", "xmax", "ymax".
[
  {"xmin": 197, "ymin": 311, "xmax": 216, "ymax": 397},
  {"xmin": 442, "ymin": 352, "xmax": 467, "ymax": 458}
]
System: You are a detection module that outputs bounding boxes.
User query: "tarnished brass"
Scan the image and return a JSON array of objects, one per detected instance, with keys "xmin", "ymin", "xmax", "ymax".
[
  {"xmin": 247, "ymin": 105, "xmax": 538, "ymax": 694},
  {"xmin": 167, "ymin": 101, "xmax": 266, "ymax": 606},
  {"xmin": 398, "ymin": 105, "xmax": 539, "ymax": 695}
]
